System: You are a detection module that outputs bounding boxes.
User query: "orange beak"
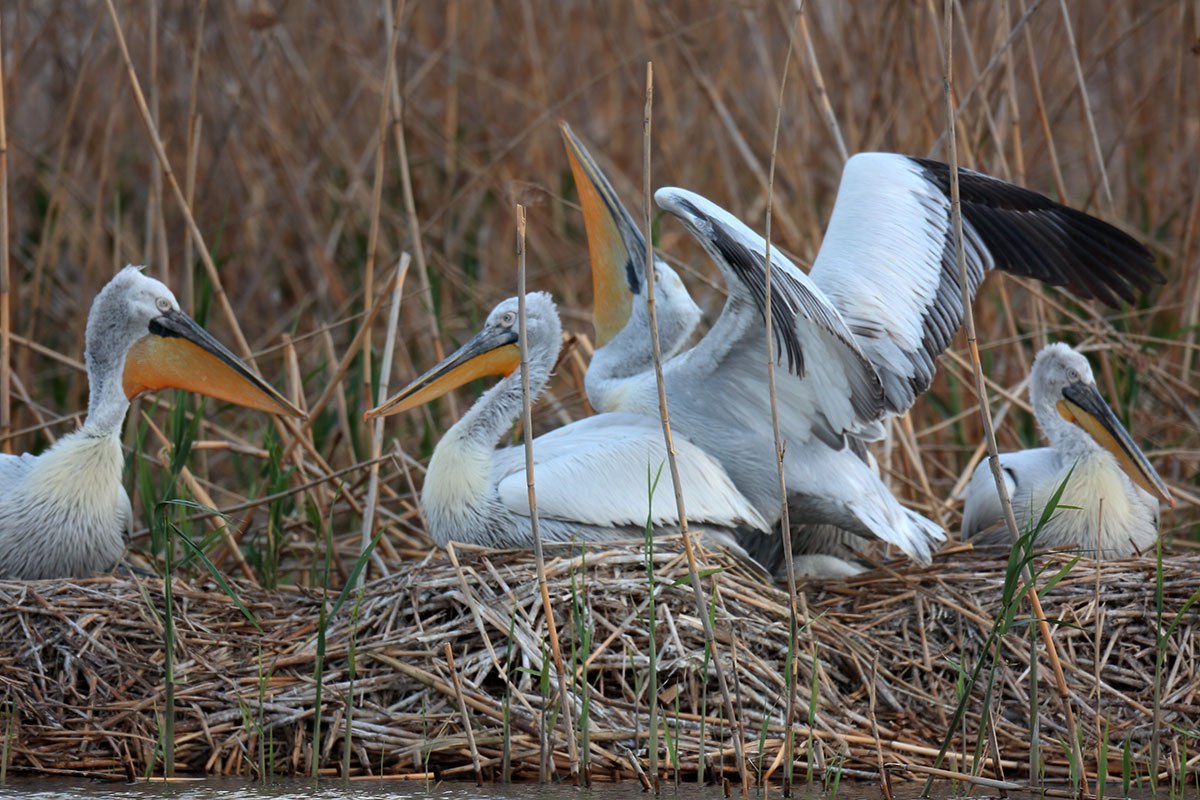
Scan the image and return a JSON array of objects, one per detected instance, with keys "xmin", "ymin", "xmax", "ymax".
[
  {"xmin": 122, "ymin": 309, "xmax": 304, "ymax": 417},
  {"xmin": 561, "ymin": 121, "xmax": 645, "ymax": 347},
  {"xmin": 364, "ymin": 328, "xmax": 521, "ymax": 419}
]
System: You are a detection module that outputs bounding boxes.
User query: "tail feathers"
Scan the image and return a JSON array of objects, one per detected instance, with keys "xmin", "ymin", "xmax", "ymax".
[{"xmin": 850, "ymin": 495, "xmax": 945, "ymax": 564}]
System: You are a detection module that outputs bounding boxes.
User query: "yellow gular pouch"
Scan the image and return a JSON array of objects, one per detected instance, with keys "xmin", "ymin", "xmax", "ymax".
[
  {"xmin": 122, "ymin": 334, "xmax": 296, "ymax": 415},
  {"xmin": 1057, "ymin": 398, "xmax": 1174, "ymax": 506}
]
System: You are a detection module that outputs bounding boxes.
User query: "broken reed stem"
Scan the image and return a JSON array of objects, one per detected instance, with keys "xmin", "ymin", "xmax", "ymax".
[
  {"xmin": 0, "ymin": 15, "xmax": 9, "ymax": 453},
  {"xmin": 640, "ymin": 61, "xmax": 749, "ymax": 792},
  {"xmin": 102, "ymin": 0, "xmax": 253, "ymax": 363},
  {"xmin": 360, "ymin": 254, "xmax": 410, "ymax": 586},
  {"xmin": 941, "ymin": 0, "xmax": 1087, "ymax": 790},
  {"xmin": 361, "ymin": 0, "xmax": 405, "ymax": 407},
  {"xmin": 763, "ymin": 16, "xmax": 801, "ymax": 797},
  {"xmin": 516, "ymin": 205, "xmax": 578, "ymax": 780}
]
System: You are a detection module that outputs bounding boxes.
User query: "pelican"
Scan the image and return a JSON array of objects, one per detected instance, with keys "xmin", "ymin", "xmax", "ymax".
[
  {"xmin": 0, "ymin": 266, "xmax": 304, "ymax": 580},
  {"xmin": 364, "ymin": 293, "xmax": 769, "ymax": 548},
  {"xmin": 563, "ymin": 132, "xmax": 1164, "ymax": 570},
  {"xmin": 961, "ymin": 343, "xmax": 1173, "ymax": 556},
  {"xmin": 562, "ymin": 123, "xmax": 874, "ymax": 576},
  {"xmin": 560, "ymin": 122, "xmax": 702, "ymax": 407}
]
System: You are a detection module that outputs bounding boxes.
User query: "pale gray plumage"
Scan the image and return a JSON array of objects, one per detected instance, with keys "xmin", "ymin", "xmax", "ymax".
[
  {"xmin": 568, "ymin": 145, "xmax": 1163, "ymax": 574},
  {"xmin": 961, "ymin": 343, "xmax": 1168, "ymax": 557},
  {"xmin": 0, "ymin": 266, "xmax": 301, "ymax": 580},
  {"xmin": 0, "ymin": 268, "xmax": 169, "ymax": 579},
  {"xmin": 381, "ymin": 294, "xmax": 769, "ymax": 550}
]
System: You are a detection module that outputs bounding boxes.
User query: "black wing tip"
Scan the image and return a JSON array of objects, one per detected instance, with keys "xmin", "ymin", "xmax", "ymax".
[{"xmin": 910, "ymin": 156, "xmax": 1165, "ymax": 307}]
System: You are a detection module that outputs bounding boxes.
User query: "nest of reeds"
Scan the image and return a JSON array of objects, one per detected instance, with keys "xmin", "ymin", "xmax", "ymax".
[{"xmin": 1, "ymin": 542, "xmax": 1196, "ymax": 785}]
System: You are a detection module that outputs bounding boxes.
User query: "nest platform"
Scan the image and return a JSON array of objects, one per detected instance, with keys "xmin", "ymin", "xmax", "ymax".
[{"xmin": 1, "ymin": 542, "xmax": 1197, "ymax": 785}]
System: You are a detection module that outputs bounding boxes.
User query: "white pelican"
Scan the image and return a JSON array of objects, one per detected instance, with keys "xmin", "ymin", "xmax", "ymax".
[
  {"xmin": 364, "ymin": 293, "xmax": 769, "ymax": 548},
  {"xmin": 0, "ymin": 266, "xmax": 304, "ymax": 580},
  {"xmin": 961, "ymin": 343, "xmax": 1173, "ymax": 556},
  {"xmin": 562, "ymin": 136, "xmax": 1163, "ymax": 569},
  {"xmin": 562, "ymin": 123, "xmax": 875, "ymax": 574}
]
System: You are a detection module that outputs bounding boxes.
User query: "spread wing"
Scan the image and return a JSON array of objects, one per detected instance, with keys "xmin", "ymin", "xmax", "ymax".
[
  {"xmin": 809, "ymin": 153, "xmax": 1163, "ymax": 415},
  {"xmin": 655, "ymin": 187, "xmax": 886, "ymax": 449},
  {"xmin": 494, "ymin": 413, "xmax": 770, "ymax": 531}
]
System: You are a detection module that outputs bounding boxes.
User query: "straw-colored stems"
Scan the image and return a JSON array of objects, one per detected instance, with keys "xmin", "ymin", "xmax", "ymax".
[
  {"xmin": 102, "ymin": 0, "xmax": 252, "ymax": 362},
  {"xmin": 941, "ymin": 0, "xmax": 1086, "ymax": 788},
  {"xmin": 443, "ymin": 643, "xmax": 482, "ymax": 784},
  {"xmin": 361, "ymin": 0, "xmax": 405, "ymax": 405},
  {"xmin": 762, "ymin": 14, "xmax": 802, "ymax": 796},
  {"xmin": 385, "ymin": 0, "xmax": 454, "ymax": 417},
  {"xmin": 516, "ymin": 204, "xmax": 578, "ymax": 780},
  {"xmin": 794, "ymin": 8, "xmax": 848, "ymax": 162},
  {"xmin": 1057, "ymin": 0, "xmax": 1113, "ymax": 213},
  {"xmin": 640, "ymin": 61, "xmax": 748, "ymax": 791},
  {"xmin": 360, "ymin": 254, "xmax": 410, "ymax": 585},
  {"xmin": 181, "ymin": 0, "xmax": 207, "ymax": 315},
  {"xmin": 0, "ymin": 14, "xmax": 9, "ymax": 454}
]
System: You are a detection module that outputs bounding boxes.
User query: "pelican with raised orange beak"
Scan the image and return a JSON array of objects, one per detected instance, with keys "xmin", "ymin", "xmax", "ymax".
[
  {"xmin": 0, "ymin": 266, "xmax": 304, "ymax": 579},
  {"xmin": 961, "ymin": 343, "xmax": 1173, "ymax": 556}
]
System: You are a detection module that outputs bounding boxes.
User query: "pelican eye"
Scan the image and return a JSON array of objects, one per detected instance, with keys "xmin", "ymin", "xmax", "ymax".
[
  {"xmin": 155, "ymin": 297, "xmax": 172, "ymax": 313},
  {"xmin": 1067, "ymin": 367, "xmax": 1081, "ymax": 383},
  {"xmin": 499, "ymin": 311, "xmax": 516, "ymax": 327}
]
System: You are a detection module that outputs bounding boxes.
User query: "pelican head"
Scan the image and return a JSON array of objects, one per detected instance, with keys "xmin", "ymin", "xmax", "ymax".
[
  {"xmin": 1031, "ymin": 343, "xmax": 1173, "ymax": 507},
  {"xmin": 560, "ymin": 121, "xmax": 700, "ymax": 353},
  {"xmin": 366, "ymin": 293, "xmax": 562, "ymax": 419},
  {"xmin": 89, "ymin": 266, "xmax": 303, "ymax": 419}
]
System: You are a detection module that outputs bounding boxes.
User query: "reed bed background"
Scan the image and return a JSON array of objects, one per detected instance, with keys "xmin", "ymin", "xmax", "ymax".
[{"xmin": 0, "ymin": 0, "xmax": 1197, "ymax": 786}]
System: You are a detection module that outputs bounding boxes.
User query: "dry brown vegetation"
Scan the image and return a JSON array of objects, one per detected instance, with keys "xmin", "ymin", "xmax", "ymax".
[{"xmin": 0, "ymin": 0, "xmax": 1197, "ymax": 785}]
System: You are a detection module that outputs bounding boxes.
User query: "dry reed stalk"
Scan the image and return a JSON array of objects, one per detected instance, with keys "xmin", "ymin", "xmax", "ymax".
[
  {"xmin": 361, "ymin": 0, "xmax": 406, "ymax": 406},
  {"xmin": 0, "ymin": 14, "xmax": 9, "ymax": 454},
  {"xmin": 384, "ymin": 0, "xmax": 455, "ymax": 419},
  {"xmin": 286, "ymin": 267, "xmax": 402, "ymax": 455},
  {"xmin": 101, "ymin": 0, "xmax": 253, "ymax": 363},
  {"xmin": 360, "ymin": 254, "xmax": 411, "ymax": 583},
  {"xmin": 761, "ymin": 15, "xmax": 802, "ymax": 796},
  {"xmin": 1056, "ymin": 0, "xmax": 1113, "ymax": 213},
  {"xmin": 181, "ymin": 0, "xmax": 207, "ymax": 316},
  {"xmin": 640, "ymin": 61, "xmax": 749, "ymax": 791},
  {"xmin": 794, "ymin": 8, "xmax": 849, "ymax": 162},
  {"xmin": 941, "ymin": 1, "xmax": 1087, "ymax": 790},
  {"xmin": 516, "ymin": 204, "xmax": 578, "ymax": 780},
  {"xmin": 443, "ymin": 642, "xmax": 483, "ymax": 783}
]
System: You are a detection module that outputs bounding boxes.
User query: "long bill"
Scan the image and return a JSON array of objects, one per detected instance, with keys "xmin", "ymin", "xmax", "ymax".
[
  {"xmin": 122, "ymin": 308, "xmax": 305, "ymax": 417},
  {"xmin": 560, "ymin": 121, "xmax": 645, "ymax": 346},
  {"xmin": 1058, "ymin": 380, "xmax": 1174, "ymax": 507},
  {"xmin": 364, "ymin": 328, "xmax": 520, "ymax": 419}
]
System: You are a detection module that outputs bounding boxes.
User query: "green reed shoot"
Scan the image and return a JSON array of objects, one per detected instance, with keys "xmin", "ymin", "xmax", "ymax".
[
  {"xmin": 922, "ymin": 472, "xmax": 1079, "ymax": 796},
  {"xmin": 502, "ymin": 605, "xmax": 517, "ymax": 783},
  {"xmin": 644, "ymin": 463, "xmax": 664, "ymax": 783},
  {"xmin": 570, "ymin": 548, "xmax": 592, "ymax": 783},
  {"xmin": 310, "ymin": 496, "xmax": 331, "ymax": 782}
]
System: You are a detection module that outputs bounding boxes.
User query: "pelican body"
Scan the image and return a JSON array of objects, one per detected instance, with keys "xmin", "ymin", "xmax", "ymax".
[
  {"xmin": 961, "ymin": 343, "xmax": 1172, "ymax": 556},
  {"xmin": 562, "ymin": 126, "xmax": 1164, "ymax": 572},
  {"xmin": 366, "ymin": 293, "xmax": 768, "ymax": 549},
  {"xmin": 0, "ymin": 267, "xmax": 303, "ymax": 580}
]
